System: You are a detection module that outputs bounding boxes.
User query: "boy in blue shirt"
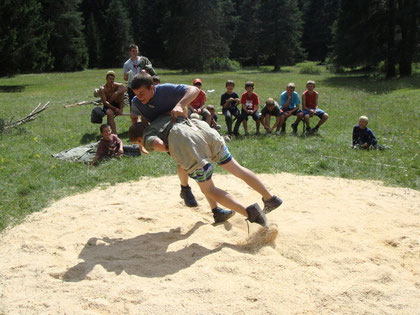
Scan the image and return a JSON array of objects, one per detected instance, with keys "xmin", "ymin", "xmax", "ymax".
[
  {"xmin": 352, "ymin": 116, "xmax": 385, "ymax": 150},
  {"xmin": 279, "ymin": 83, "xmax": 304, "ymax": 134}
]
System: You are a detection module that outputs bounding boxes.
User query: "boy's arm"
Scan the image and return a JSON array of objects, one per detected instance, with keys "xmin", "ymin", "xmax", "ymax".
[
  {"xmin": 171, "ymin": 86, "xmax": 200, "ymax": 120},
  {"xmin": 151, "ymin": 137, "xmax": 168, "ymax": 152},
  {"xmin": 352, "ymin": 127, "xmax": 358, "ymax": 146}
]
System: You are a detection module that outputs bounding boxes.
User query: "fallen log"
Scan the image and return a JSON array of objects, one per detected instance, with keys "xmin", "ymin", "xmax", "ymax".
[{"xmin": 2, "ymin": 102, "xmax": 49, "ymax": 131}]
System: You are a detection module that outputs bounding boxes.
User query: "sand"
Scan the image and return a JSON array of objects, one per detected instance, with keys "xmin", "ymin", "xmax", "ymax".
[{"xmin": 0, "ymin": 173, "xmax": 419, "ymax": 314}]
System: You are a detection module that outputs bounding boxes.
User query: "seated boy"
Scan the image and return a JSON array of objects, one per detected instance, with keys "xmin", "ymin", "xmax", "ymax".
[
  {"xmin": 129, "ymin": 115, "xmax": 283, "ymax": 228},
  {"xmin": 240, "ymin": 81, "xmax": 261, "ymax": 135},
  {"xmin": 220, "ymin": 80, "xmax": 241, "ymax": 135},
  {"xmin": 352, "ymin": 116, "xmax": 385, "ymax": 150},
  {"xmin": 279, "ymin": 83, "xmax": 303, "ymax": 134},
  {"xmin": 302, "ymin": 80, "xmax": 328, "ymax": 134},
  {"xmin": 260, "ymin": 98, "xmax": 282, "ymax": 135},
  {"xmin": 205, "ymin": 105, "xmax": 221, "ymax": 132},
  {"xmin": 98, "ymin": 71, "xmax": 127, "ymax": 134},
  {"xmin": 189, "ymin": 78, "xmax": 212, "ymax": 126},
  {"xmin": 91, "ymin": 124, "xmax": 141, "ymax": 166}
]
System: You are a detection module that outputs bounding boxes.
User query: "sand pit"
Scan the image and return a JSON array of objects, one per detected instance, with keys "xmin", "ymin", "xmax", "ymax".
[{"xmin": 0, "ymin": 173, "xmax": 419, "ymax": 314}]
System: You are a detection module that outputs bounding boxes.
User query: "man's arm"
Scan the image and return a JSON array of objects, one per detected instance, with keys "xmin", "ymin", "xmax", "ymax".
[
  {"xmin": 151, "ymin": 137, "xmax": 168, "ymax": 152},
  {"xmin": 170, "ymin": 86, "xmax": 200, "ymax": 120}
]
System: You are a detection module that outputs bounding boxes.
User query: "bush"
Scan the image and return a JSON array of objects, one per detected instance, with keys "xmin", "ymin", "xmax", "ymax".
[
  {"xmin": 203, "ymin": 58, "xmax": 241, "ymax": 72},
  {"xmin": 298, "ymin": 62, "xmax": 321, "ymax": 75}
]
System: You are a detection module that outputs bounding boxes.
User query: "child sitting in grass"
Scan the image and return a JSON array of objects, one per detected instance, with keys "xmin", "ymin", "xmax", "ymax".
[
  {"xmin": 352, "ymin": 116, "xmax": 385, "ymax": 150},
  {"xmin": 91, "ymin": 123, "xmax": 140, "ymax": 166},
  {"xmin": 91, "ymin": 124, "xmax": 123, "ymax": 166},
  {"xmin": 129, "ymin": 115, "xmax": 282, "ymax": 228}
]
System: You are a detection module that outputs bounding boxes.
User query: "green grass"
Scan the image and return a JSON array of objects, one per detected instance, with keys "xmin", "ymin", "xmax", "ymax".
[{"xmin": 0, "ymin": 64, "xmax": 419, "ymax": 231}]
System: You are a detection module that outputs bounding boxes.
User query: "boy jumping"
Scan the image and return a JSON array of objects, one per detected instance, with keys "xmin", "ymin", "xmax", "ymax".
[{"xmin": 129, "ymin": 115, "xmax": 283, "ymax": 228}]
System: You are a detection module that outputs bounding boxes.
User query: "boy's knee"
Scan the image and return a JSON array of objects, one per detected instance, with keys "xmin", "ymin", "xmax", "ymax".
[{"xmin": 106, "ymin": 109, "xmax": 114, "ymax": 117}]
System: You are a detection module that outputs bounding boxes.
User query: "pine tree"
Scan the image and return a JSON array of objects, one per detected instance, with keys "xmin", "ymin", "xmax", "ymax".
[
  {"xmin": 41, "ymin": 0, "xmax": 88, "ymax": 71},
  {"xmin": 260, "ymin": 0, "xmax": 306, "ymax": 70},
  {"xmin": 0, "ymin": 0, "xmax": 52, "ymax": 76},
  {"xmin": 163, "ymin": 0, "xmax": 234, "ymax": 71},
  {"xmin": 85, "ymin": 13, "xmax": 101, "ymax": 68},
  {"xmin": 102, "ymin": 0, "xmax": 132, "ymax": 68}
]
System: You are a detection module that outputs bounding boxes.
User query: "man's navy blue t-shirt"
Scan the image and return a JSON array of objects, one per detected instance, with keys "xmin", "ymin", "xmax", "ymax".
[{"xmin": 130, "ymin": 83, "xmax": 188, "ymax": 122}]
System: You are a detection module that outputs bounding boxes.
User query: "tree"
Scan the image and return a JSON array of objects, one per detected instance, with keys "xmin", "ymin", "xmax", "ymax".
[
  {"xmin": 41, "ymin": 0, "xmax": 88, "ymax": 71},
  {"xmin": 0, "ymin": 0, "xmax": 52, "ymax": 76},
  {"xmin": 85, "ymin": 13, "xmax": 101, "ymax": 68},
  {"xmin": 302, "ymin": 0, "xmax": 339, "ymax": 62},
  {"xmin": 260, "ymin": 0, "xmax": 306, "ymax": 70},
  {"xmin": 163, "ymin": 0, "xmax": 234, "ymax": 71},
  {"xmin": 102, "ymin": 0, "xmax": 132, "ymax": 68}
]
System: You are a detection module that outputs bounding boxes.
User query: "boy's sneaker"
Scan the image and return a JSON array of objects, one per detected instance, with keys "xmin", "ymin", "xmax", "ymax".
[
  {"xmin": 255, "ymin": 131, "xmax": 260, "ymax": 135},
  {"xmin": 281, "ymin": 124, "xmax": 286, "ymax": 133},
  {"xmin": 212, "ymin": 207, "xmax": 235, "ymax": 224},
  {"xmin": 275, "ymin": 131, "xmax": 281, "ymax": 136},
  {"xmin": 246, "ymin": 203, "xmax": 268, "ymax": 228},
  {"xmin": 180, "ymin": 185, "xmax": 198, "ymax": 207},
  {"xmin": 311, "ymin": 127, "xmax": 318, "ymax": 134},
  {"xmin": 244, "ymin": 132, "xmax": 249, "ymax": 136},
  {"xmin": 262, "ymin": 195, "xmax": 283, "ymax": 214},
  {"xmin": 291, "ymin": 123, "xmax": 298, "ymax": 134}
]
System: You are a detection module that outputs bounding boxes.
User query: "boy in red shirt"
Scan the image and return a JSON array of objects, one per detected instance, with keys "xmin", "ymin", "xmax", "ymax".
[
  {"xmin": 188, "ymin": 78, "xmax": 211, "ymax": 125},
  {"xmin": 240, "ymin": 81, "xmax": 261, "ymax": 135},
  {"xmin": 302, "ymin": 80, "xmax": 329, "ymax": 134}
]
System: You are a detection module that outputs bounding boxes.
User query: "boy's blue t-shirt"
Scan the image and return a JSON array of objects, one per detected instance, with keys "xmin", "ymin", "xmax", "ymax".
[
  {"xmin": 130, "ymin": 83, "xmax": 188, "ymax": 122},
  {"xmin": 352, "ymin": 125, "xmax": 378, "ymax": 146},
  {"xmin": 280, "ymin": 91, "xmax": 301, "ymax": 110}
]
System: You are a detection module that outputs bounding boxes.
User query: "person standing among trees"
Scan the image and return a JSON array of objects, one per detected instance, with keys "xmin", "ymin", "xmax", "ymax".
[{"xmin": 123, "ymin": 44, "xmax": 156, "ymax": 123}]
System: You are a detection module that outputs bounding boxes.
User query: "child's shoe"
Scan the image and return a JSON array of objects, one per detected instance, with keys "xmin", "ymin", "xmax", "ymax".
[
  {"xmin": 180, "ymin": 185, "xmax": 198, "ymax": 207},
  {"xmin": 212, "ymin": 207, "xmax": 235, "ymax": 224},
  {"xmin": 262, "ymin": 195, "xmax": 283, "ymax": 214},
  {"xmin": 246, "ymin": 203, "xmax": 268, "ymax": 228},
  {"xmin": 291, "ymin": 123, "xmax": 298, "ymax": 134}
]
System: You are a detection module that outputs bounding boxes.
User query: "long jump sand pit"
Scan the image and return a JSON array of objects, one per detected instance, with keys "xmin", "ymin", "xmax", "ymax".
[{"xmin": 0, "ymin": 173, "xmax": 419, "ymax": 314}]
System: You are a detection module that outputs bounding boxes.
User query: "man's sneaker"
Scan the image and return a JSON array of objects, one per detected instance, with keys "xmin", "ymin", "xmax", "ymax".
[
  {"xmin": 212, "ymin": 207, "xmax": 235, "ymax": 224},
  {"xmin": 180, "ymin": 185, "xmax": 198, "ymax": 207},
  {"xmin": 255, "ymin": 131, "xmax": 260, "ymax": 135},
  {"xmin": 281, "ymin": 124, "xmax": 286, "ymax": 133},
  {"xmin": 246, "ymin": 203, "xmax": 268, "ymax": 228},
  {"xmin": 311, "ymin": 127, "xmax": 318, "ymax": 134},
  {"xmin": 244, "ymin": 132, "xmax": 249, "ymax": 136},
  {"xmin": 291, "ymin": 123, "xmax": 298, "ymax": 134},
  {"xmin": 262, "ymin": 195, "xmax": 283, "ymax": 214},
  {"xmin": 275, "ymin": 131, "xmax": 281, "ymax": 136}
]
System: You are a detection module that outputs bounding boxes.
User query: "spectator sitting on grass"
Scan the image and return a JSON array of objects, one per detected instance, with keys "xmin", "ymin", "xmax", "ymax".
[
  {"xmin": 302, "ymin": 80, "xmax": 328, "ymax": 134},
  {"xmin": 261, "ymin": 98, "xmax": 282, "ymax": 135},
  {"xmin": 99, "ymin": 71, "xmax": 127, "ymax": 135},
  {"xmin": 352, "ymin": 116, "xmax": 385, "ymax": 150},
  {"xmin": 278, "ymin": 82, "xmax": 303, "ymax": 134},
  {"xmin": 91, "ymin": 124, "xmax": 123, "ymax": 166},
  {"xmin": 220, "ymin": 80, "xmax": 241, "ymax": 136},
  {"xmin": 189, "ymin": 78, "xmax": 212, "ymax": 126},
  {"xmin": 205, "ymin": 105, "xmax": 221, "ymax": 132},
  {"xmin": 240, "ymin": 81, "xmax": 261, "ymax": 136}
]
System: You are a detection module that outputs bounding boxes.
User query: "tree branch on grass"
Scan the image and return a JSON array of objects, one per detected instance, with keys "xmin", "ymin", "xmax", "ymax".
[{"xmin": 0, "ymin": 102, "xmax": 49, "ymax": 132}]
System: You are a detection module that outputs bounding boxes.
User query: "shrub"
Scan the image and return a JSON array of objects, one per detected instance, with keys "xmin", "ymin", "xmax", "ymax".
[
  {"xmin": 203, "ymin": 58, "xmax": 241, "ymax": 72},
  {"xmin": 298, "ymin": 62, "xmax": 321, "ymax": 75}
]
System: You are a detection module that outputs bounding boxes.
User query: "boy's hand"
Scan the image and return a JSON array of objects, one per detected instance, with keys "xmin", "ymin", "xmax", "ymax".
[
  {"xmin": 171, "ymin": 104, "xmax": 187, "ymax": 121},
  {"xmin": 140, "ymin": 145, "xmax": 149, "ymax": 155}
]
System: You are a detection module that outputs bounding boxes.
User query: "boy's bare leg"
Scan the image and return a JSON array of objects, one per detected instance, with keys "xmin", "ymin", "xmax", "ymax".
[
  {"xmin": 221, "ymin": 158, "xmax": 272, "ymax": 201},
  {"xmin": 197, "ymin": 179, "xmax": 247, "ymax": 217},
  {"xmin": 106, "ymin": 109, "xmax": 117, "ymax": 134},
  {"xmin": 316, "ymin": 113, "xmax": 328, "ymax": 127},
  {"xmin": 304, "ymin": 114, "xmax": 311, "ymax": 128},
  {"xmin": 177, "ymin": 165, "xmax": 189, "ymax": 186},
  {"xmin": 243, "ymin": 119, "xmax": 248, "ymax": 134}
]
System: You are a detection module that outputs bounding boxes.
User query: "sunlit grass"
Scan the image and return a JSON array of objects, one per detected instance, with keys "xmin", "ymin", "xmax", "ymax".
[{"xmin": 0, "ymin": 64, "xmax": 419, "ymax": 231}]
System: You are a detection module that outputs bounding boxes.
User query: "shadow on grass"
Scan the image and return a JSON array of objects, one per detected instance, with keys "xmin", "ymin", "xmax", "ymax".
[
  {"xmin": 80, "ymin": 132, "xmax": 99, "ymax": 144},
  {"xmin": 0, "ymin": 85, "xmax": 29, "ymax": 93},
  {"xmin": 320, "ymin": 75, "xmax": 420, "ymax": 94}
]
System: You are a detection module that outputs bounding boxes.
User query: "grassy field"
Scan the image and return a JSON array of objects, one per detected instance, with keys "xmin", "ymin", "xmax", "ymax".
[{"xmin": 0, "ymin": 64, "xmax": 419, "ymax": 231}]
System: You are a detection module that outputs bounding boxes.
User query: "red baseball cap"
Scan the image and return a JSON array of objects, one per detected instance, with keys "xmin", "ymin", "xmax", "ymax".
[{"xmin": 193, "ymin": 78, "xmax": 202, "ymax": 85}]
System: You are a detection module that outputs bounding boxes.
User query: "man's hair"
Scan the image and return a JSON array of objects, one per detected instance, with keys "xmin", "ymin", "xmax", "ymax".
[
  {"xmin": 129, "ymin": 122, "xmax": 148, "ymax": 141},
  {"xmin": 131, "ymin": 72, "xmax": 154, "ymax": 90},
  {"xmin": 245, "ymin": 81, "xmax": 254, "ymax": 88},
  {"xmin": 100, "ymin": 123, "xmax": 110, "ymax": 133},
  {"xmin": 129, "ymin": 44, "xmax": 138, "ymax": 51},
  {"xmin": 287, "ymin": 82, "xmax": 295, "ymax": 89},
  {"xmin": 265, "ymin": 98, "xmax": 275, "ymax": 106},
  {"xmin": 359, "ymin": 116, "xmax": 369, "ymax": 124},
  {"xmin": 306, "ymin": 80, "xmax": 315, "ymax": 86},
  {"xmin": 206, "ymin": 104, "xmax": 215, "ymax": 110},
  {"xmin": 152, "ymin": 75, "xmax": 160, "ymax": 83},
  {"xmin": 226, "ymin": 80, "xmax": 235, "ymax": 87}
]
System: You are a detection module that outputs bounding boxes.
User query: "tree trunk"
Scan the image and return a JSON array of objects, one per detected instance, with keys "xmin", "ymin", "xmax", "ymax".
[
  {"xmin": 398, "ymin": 0, "xmax": 417, "ymax": 76},
  {"xmin": 386, "ymin": 0, "xmax": 396, "ymax": 78}
]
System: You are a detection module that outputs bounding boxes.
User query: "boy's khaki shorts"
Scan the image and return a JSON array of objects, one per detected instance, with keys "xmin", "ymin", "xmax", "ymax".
[{"xmin": 168, "ymin": 118, "xmax": 226, "ymax": 174}]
